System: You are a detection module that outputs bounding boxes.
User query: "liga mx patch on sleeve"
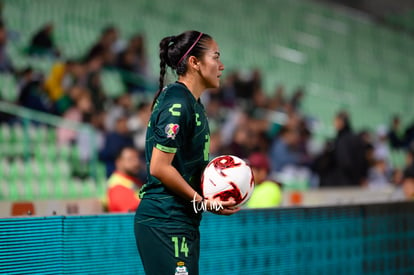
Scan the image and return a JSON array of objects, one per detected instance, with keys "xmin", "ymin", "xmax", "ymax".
[{"xmin": 165, "ymin": 123, "xmax": 180, "ymax": 140}]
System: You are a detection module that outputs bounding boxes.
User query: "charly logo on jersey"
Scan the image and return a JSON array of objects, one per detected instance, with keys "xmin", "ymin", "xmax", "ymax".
[
  {"xmin": 165, "ymin": 123, "xmax": 180, "ymax": 139},
  {"xmin": 175, "ymin": 261, "xmax": 188, "ymax": 275}
]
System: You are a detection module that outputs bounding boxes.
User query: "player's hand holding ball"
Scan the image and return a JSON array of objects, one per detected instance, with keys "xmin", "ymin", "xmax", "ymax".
[{"xmin": 204, "ymin": 197, "xmax": 240, "ymax": 215}]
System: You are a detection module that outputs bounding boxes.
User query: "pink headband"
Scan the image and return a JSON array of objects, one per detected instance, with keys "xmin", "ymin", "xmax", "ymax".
[{"xmin": 177, "ymin": 32, "xmax": 203, "ymax": 66}]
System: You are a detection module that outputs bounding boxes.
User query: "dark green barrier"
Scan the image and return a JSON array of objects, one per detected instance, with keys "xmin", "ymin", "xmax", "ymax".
[{"xmin": 1, "ymin": 202, "xmax": 413, "ymax": 274}]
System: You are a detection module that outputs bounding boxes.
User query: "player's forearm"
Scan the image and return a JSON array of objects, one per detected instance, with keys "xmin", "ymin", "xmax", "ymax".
[{"xmin": 150, "ymin": 165, "xmax": 203, "ymax": 202}]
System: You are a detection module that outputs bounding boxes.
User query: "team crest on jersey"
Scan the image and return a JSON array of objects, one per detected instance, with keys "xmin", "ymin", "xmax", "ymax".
[
  {"xmin": 165, "ymin": 123, "xmax": 180, "ymax": 140},
  {"xmin": 175, "ymin": 261, "xmax": 188, "ymax": 275}
]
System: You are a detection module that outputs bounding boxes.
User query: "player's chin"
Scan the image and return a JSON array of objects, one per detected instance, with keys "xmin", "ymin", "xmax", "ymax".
[{"xmin": 206, "ymin": 79, "xmax": 220, "ymax": 89}]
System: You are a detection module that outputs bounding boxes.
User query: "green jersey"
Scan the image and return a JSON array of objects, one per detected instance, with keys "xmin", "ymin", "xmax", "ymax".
[{"xmin": 135, "ymin": 82, "xmax": 210, "ymax": 228}]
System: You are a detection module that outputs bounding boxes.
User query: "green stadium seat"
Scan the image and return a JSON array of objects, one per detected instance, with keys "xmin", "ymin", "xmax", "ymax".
[
  {"xmin": 67, "ymin": 179, "xmax": 84, "ymax": 199},
  {"xmin": 100, "ymin": 70, "xmax": 126, "ymax": 98},
  {"xmin": 0, "ymin": 182, "xmax": 10, "ymax": 200},
  {"xmin": 0, "ymin": 74, "xmax": 18, "ymax": 102},
  {"xmin": 10, "ymin": 123, "xmax": 24, "ymax": 143},
  {"xmin": 37, "ymin": 180, "xmax": 53, "ymax": 199},
  {"xmin": 0, "ymin": 143, "xmax": 9, "ymax": 159},
  {"xmin": 7, "ymin": 181, "xmax": 19, "ymax": 201},
  {"xmin": 57, "ymin": 144, "xmax": 72, "ymax": 160},
  {"xmin": 13, "ymin": 180, "xmax": 27, "ymax": 200},
  {"xmin": 390, "ymin": 149, "xmax": 406, "ymax": 169},
  {"xmin": 54, "ymin": 178, "xmax": 69, "ymax": 199},
  {"xmin": 0, "ymin": 124, "xmax": 12, "ymax": 143},
  {"xmin": 81, "ymin": 179, "xmax": 98, "ymax": 198},
  {"xmin": 0, "ymin": 160, "xmax": 11, "ymax": 179}
]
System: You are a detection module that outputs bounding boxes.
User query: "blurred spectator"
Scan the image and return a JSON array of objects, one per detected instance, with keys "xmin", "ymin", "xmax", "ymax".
[
  {"xmin": 357, "ymin": 129, "xmax": 375, "ymax": 186},
  {"xmin": 290, "ymin": 87, "xmax": 304, "ymax": 112},
  {"xmin": 219, "ymin": 109, "xmax": 246, "ymax": 148},
  {"xmin": 246, "ymin": 152, "xmax": 282, "ymax": 208},
  {"xmin": 0, "ymin": 19, "xmax": 14, "ymax": 73},
  {"xmin": 367, "ymin": 126, "xmax": 393, "ymax": 188},
  {"xmin": 106, "ymin": 146, "xmax": 142, "ymax": 212},
  {"xmin": 43, "ymin": 59, "xmax": 85, "ymax": 103},
  {"xmin": 86, "ymin": 25, "xmax": 121, "ymax": 68},
  {"xmin": 55, "ymin": 85, "xmax": 80, "ymax": 115},
  {"xmin": 269, "ymin": 85, "xmax": 286, "ymax": 112},
  {"xmin": 84, "ymin": 55, "xmax": 106, "ymax": 111},
  {"xmin": 373, "ymin": 125, "xmax": 390, "ymax": 165},
  {"xmin": 117, "ymin": 33, "xmax": 149, "ymax": 92},
  {"xmin": 77, "ymin": 110, "xmax": 106, "ymax": 164},
  {"xmin": 320, "ymin": 111, "xmax": 366, "ymax": 186},
  {"xmin": 99, "ymin": 116, "xmax": 134, "ymax": 177},
  {"xmin": 250, "ymin": 87, "xmax": 268, "ymax": 110},
  {"xmin": 402, "ymin": 164, "xmax": 414, "ymax": 200},
  {"xmin": 312, "ymin": 140, "xmax": 336, "ymax": 187},
  {"xmin": 27, "ymin": 22, "xmax": 60, "ymax": 58},
  {"xmin": 209, "ymin": 130, "xmax": 222, "ymax": 159},
  {"xmin": 388, "ymin": 115, "xmax": 405, "ymax": 150},
  {"xmin": 405, "ymin": 148, "xmax": 414, "ymax": 168},
  {"xmin": 404, "ymin": 120, "xmax": 414, "ymax": 151},
  {"xmin": 57, "ymin": 90, "xmax": 93, "ymax": 146},
  {"xmin": 16, "ymin": 67, "xmax": 53, "ymax": 113},
  {"xmin": 297, "ymin": 119, "xmax": 312, "ymax": 164},
  {"xmin": 269, "ymin": 126, "xmax": 302, "ymax": 173},
  {"xmin": 105, "ymin": 93, "xmax": 133, "ymax": 132},
  {"xmin": 223, "ymin": 124, "xmax": 251, "ymax": 159},
  {"xmin": 367, "ymin": 129, "xmax": 392, "ymax": 189},
  {"xmin": 128, "ymin": 34, "xmax": 148, "ymax": 74},
  {"xmin": 266, "ymin": 86, "xmax": 288, "ymax": 138},
  {"xmin": 218, "ymin": 72, "xmax": 237, "ymax": 108},
  {"xmin": 127, "ymin": 102, "xmax": 151, "ymax": 151},
  {"xmin": 234, "ymin": 68, "xmax": 262, "ymax": 101},
  {"xmin": 367, "ymin": 157, "xmax": 392, "ymax": 189}
]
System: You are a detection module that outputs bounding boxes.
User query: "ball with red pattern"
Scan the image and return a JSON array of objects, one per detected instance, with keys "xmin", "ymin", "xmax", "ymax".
[{"xmin": 202, "ymin": 155, "xmax": 254, "ymax": 207}]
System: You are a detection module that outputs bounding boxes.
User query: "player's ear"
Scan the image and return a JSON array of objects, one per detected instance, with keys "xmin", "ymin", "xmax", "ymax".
[{"xmin": 188, "ymin": 56, "xmax": 200, "ymax": 71}]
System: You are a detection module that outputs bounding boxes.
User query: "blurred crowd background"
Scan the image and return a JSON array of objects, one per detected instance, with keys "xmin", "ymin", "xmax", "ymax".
[{"xmin": 1, "ymin": 0, "xmax": 414, "ymax": 205}]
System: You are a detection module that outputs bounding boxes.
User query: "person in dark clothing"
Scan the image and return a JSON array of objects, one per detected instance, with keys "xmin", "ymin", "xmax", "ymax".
[
  {"xmin": 317, "ymin": 111, "xmax": 366, "ymax": 187},
  {"xmin": 290, "ymin": 87, "xmax": 304, "ymax": 112},
  {"xmin": 116, "ymin": 34, "xmax": 149, "ymax": 93},
  {"xmin": 83, "ymin": 54, "xmax": 106, "ymax": 112},
  {"xmin": 402, "ymin": 160, "xmax": 414, "ymax": 200},
  {"xmin": 28, "ymin": 23, "xmax": 60, "ymax": 57},
  {"xmin": 99, "ymin": 116, "xmax": 134, "ymax": 178},
  {"xmin": 17, "ymin": 67, "xmax": 54, "ymax": 113},
  {"xmin": 403, "ymin": 121, "xmax": 414, "ymax": 151},
  {"xmin": 85, "ymin": 25, "xmax": 119, "ymax": 68},
  {"xmin": 312, "ymin": 140, "xmax": 336, "ymax": 187},
  {"xmin": 234, "ymin": 69, "xmax": 262, "ymax": 101}
]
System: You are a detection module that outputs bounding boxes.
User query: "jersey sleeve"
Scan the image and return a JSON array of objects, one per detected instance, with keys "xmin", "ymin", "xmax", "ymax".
[{"xmin": 152, "ymin": 92, "xmax": 193, "ymax": 154}]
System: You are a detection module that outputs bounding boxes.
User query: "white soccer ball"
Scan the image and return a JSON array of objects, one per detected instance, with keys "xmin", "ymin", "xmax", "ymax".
[{"xmin": 202, "ymin": 155, "xmax": 254, "ymax": 207}]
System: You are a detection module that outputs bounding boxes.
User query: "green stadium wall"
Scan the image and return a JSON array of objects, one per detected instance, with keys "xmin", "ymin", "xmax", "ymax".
[{"xmin": 1, "ymin": 202, "xmax": 414, "ymax": 274}]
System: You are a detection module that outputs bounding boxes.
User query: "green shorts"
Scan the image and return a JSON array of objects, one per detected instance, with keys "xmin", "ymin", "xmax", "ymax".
[{"xmin": 134, "ymin": 222, "xmax": 200, "ymax": 275}]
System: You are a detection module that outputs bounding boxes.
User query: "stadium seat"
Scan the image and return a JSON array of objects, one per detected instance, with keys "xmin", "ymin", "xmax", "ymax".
[
  {"xmin": 0, "ymin": 74, "xmax": 18, "ymax": 102},
  {"xmin": 100, "ymin": 70, "xmax": 126, "ymax": 98}
]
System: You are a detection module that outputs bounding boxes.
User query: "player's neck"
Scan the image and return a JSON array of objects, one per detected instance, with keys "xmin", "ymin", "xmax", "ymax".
[{"xmin": 178, "ymin": 75, "xmax": 204, "ymax": 100}]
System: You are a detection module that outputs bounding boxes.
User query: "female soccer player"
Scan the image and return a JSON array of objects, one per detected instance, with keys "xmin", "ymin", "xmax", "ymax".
[{"xmin": 134, "ymin": 30, "xmax": 239, "ymax": 274}]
